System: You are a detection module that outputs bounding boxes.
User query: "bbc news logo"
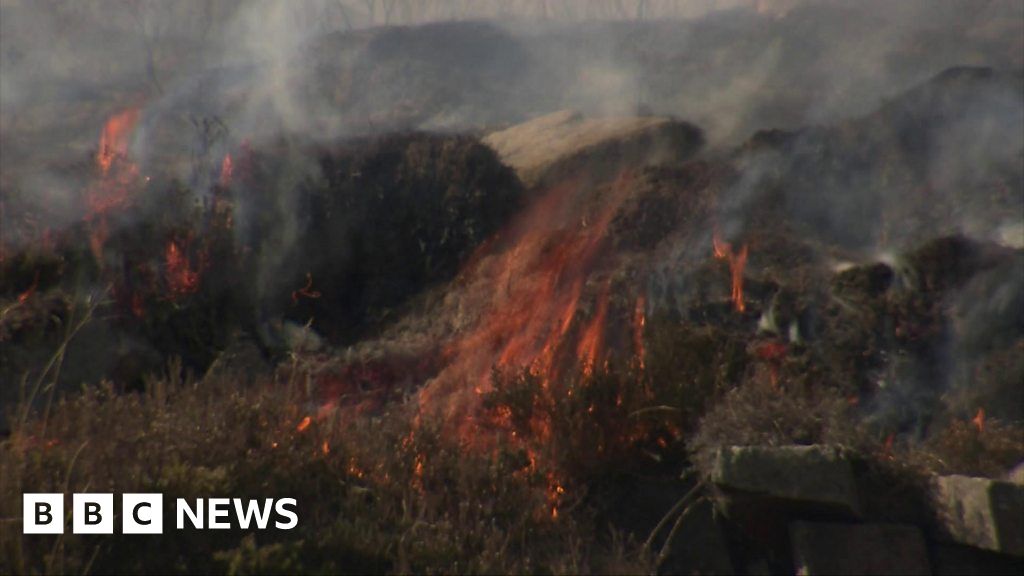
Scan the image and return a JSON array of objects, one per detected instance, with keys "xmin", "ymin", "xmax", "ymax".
[{"xmin": 23, "ymin": 494, "xmax": 298, "ymax": 534}]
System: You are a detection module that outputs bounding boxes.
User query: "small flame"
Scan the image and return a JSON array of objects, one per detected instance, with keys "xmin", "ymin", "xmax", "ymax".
[
  {"xmin": 164, "ymin": 239, "xmax": 200, "ymax": 299},
  {"xmin": 17, "ymin": 271, "xmax": 40, "ymax": 304},
  {"xmin": 321, "ymin": 440, "xmax": 330, "ymax": 455},
  {"xmin": 731, "ymin": 244, "xmax": 748, "ymax": 312},
  {"xmin": 291, "ymin": 272, "xmax": 322, "ymax": 305},
  {"xmin": 219, "ymin": 153, "xmax": 234, "ymax": 187},
  {"xmin": 712, "ymin": 226, "xmax": 730, "ymax": 260},
  {"xmin": 633, "ymin": 294, "xmax": 646, "ymax": 371},
  {"xmin": 972, "ymin": 408, "xmax": 985, "ymax": 433},
  {"xmin": 89, "ymin": 217, "xmax": 109, "ymax": 263},
  {"xmin": 883, "ymin": 433, "xmax": 895, "ymax": 460},
  {"xmin": 130, "ymin": 292, "xmax": 145, "ymax": 318},
  {"xmin": 296, "ymin": 416, "xmax": 312, "ymax": 432}
]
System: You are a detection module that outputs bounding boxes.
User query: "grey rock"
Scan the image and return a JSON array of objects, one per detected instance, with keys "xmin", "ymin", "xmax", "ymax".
[
  {"xmin": 1007, "ymin": 461, "xmax": 1024, "ymax": 485},
  {"xmin": 931, "ymin": 543, "xmax": 1024, "ymax": 575},
  {"xmin": 790, "ymin": 522, "xmax": 930, "ymax": 575},
  {"xmin": 933, "ymin": 475, "xmax": 1024, "ymax": 556},
  {"xmin": 710, "ymin": 445, "xmax": 861, "ymax": 517}
]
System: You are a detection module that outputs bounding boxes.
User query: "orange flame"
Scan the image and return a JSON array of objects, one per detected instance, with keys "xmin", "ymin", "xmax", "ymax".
[
  {"xmin": 85, "ymin": 106, "xmax": 143, "ymax": 260},
  {"xmin": 633, "ymin": 294, "xmax": 646, "ymax": 371},
  {"xmin": 296, "ymin": 416, "xmax": 312, "ymax": 432},
  {"xmin": 414, "ymin": 169, "xmax": 637, "ymax": 451},
  {"xmin": 97, "ymin": 107, "xmax": 140, "ymax": 176},
  {"xmin": 219, "ymin": 153, "xmax": 234, "ymax": 187},
  {"xmin": 17, "ymin": 271, "xmax": 40, "ymax": 304},
  {"xmin": 711, "ymin": 227, "xmax": 748, "ymax": 312},
  {"xmin": 731, "ymin": 244, "xmax": 748, "ymax": 312},
  {"xmin": 712, "ymin": 226, "xmax": 730, "ymax": 260},
  {"xmin": 165, "ymin": 239, "xmax": 200, "ymax": 299},
  {"xmin": 577, "ymin": 280, "xmax": 612, "ymax": 376},
  {"xmin": 972, "ymin": 408, "xmax": 985, "ymax": 433}
]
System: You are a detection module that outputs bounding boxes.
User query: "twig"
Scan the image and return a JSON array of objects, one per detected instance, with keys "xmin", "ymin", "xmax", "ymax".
[
  {"xmin": 643, "ymin": 479, "xmax": 704, "ymax": 551},
  {"xmin": 655, "ymin": 496, "xmax": 707, "ymax": 572}
]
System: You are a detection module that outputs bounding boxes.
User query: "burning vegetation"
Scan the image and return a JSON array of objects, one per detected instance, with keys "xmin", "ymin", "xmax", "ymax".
[{"xmin": 2, "ymin": 3, "xmax": 1024, "ymax": 575}]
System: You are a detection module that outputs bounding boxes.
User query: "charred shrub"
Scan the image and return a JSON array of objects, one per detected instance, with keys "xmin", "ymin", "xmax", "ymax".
[{"xmin": 246, "ymin": 134, "xmax": 524, "ymax": 345}]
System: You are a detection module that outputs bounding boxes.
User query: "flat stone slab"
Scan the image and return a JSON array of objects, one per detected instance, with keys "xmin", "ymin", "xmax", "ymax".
[
  {"xmin": 931, "ymin": 543, "xmax": 1024, "ymax": 575},
  {"xmin": 483, "ymin": 110, "xmax": 702, "ymax": 187},
  {"xmin": 710, "ymin": 445, "xmax": 861, "ymax": 517},
  {"xmin": 933, "ymin": 474, "xmax": 1024, "ymax": 556},
  {"xmin": 790, "ymin": 522, "xmax": 930, "ymax": 575}
]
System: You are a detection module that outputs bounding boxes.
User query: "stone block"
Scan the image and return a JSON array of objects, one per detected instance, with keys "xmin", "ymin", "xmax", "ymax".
[
  {"xmin": 710, "ymin": 445, "xmax": 861, "ymax": 517},
  {"xmin": 790, "ymin": 522, "xmax": 930, "ymax": 575},
  {"xmin": 933, "ymin": 475, "xmax": 1024, "ymax": 556}
]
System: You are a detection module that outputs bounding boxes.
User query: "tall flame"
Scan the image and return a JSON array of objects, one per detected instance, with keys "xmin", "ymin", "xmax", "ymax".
[
  {"xmin": 712, "ymin": 227, "xmax": 748, "ymax": 312},
  {"xmin": 96, "ymin": 107, "xmax": 140, "ymax": 176},
  {"xmin": 417, "ymin": 170, "xmax": 636, "ymax": 433},
  {"xmin": 577, "ymin": 280, "xmax": 612, "ymax": 376},
  {"xmin": 86, "ymin": 107, "xmax": 143, "ymax": 262}
]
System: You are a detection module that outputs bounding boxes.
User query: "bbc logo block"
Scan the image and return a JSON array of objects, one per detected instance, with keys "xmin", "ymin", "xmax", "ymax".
[
  {"xmin": 24, "ymin": 493, "xmax": 163, "ymax": 534},
  {"xmin": 23, "ymin": 494, "xmax": 297, "ymax": 534},
  {"xmin": 73, "ymin": 493, "xmax": 114, "ymax": 534},
  {"xmin": 23, "ymin": 494, "xmax": 63, "ymax": 534},
  {"xmin": 123, "ymin": 493, "xmax": 163, "ymax": 534}
]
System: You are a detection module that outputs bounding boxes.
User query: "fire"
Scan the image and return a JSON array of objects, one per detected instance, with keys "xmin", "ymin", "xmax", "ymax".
[
  {"xmin": 85, "ymin": 106, "xmax": 144, "ymax": 260},
  {"xmin": 421, "ymin": 170, "xmax": 636, "ymax": 417},
  {"xmin": 633, "ymin": 294, "xmax": 646, "ymax": 371},
  {"xmin": 883, "ymin": 433, "xmax": 895, "ymax": 460},
  {"xmin": 17, "ymin": 271, "xmax": 40, "ymax": 304},
  {"xmin": 89, "ymin": 217, "xmax": 109, "ymax": 263},
  {"xmin": 712, "ymin": 226, "xmax": 730, "ymax": 259},
  {"xmin": 406, "ymin": 168, "xmax": 640, "ymax": 477},
  {"xmin": 712, "ymin": 227, "xmax": 748, "ymax": 312},
  {"xmin": 291, "ymin": 272, "xmax": 322, "ymax": 304},
  {"xmin": 96, "ymin": 107, "xmax": 140, "ymax": 176},
  {"xmin": 296, "ymin": 416, "xmax": 312, "ymax": 432},
  {"xmin": 577, "ymin": 280, "xmax": 612, "ymax": 376},
  {"xmin": 164, "ymin": 239, "xmax": 200, "ymax": 299},
  {"xmin": 972, "ymin": 408, "xmax": 985, "ymax": 433},
  {"xmin": 219, "ymin": 153, "xmax": 234, "ymax": 187},
  {"xmin": 754, "ymin": 340, "xmax": 787, "ymax": 388}
]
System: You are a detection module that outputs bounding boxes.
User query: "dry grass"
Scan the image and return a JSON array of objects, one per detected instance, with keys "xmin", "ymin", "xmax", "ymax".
[{"xmin": 0, "ymin": 359, "xmax": 655, "ymax": 575}]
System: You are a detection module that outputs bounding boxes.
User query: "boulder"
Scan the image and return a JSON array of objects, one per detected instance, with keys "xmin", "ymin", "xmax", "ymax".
[
  {"xmin": 790, "ymin": 521, "xmax": 930, "ymax": 575},
  {"xmin": 710, "ymin": 445, "xmax": 861, "ymax": 517},
  {"xmin": 933, "ymin": 475, "xmax": 1024, "ymax": 556}
]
